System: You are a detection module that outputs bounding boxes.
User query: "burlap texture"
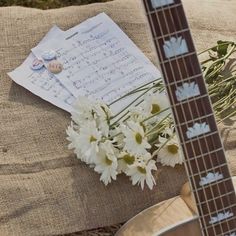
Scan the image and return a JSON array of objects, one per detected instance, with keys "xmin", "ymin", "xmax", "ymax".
[{"xmin": 0, "ymin": 0, "xmax": 235, "ymax": 235}]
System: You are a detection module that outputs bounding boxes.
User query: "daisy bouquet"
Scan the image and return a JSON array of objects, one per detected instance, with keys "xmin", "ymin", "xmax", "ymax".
[
  {"xmin": 67, "ymin": 82, "xmax": 180, "ymax": 190},
  {"xmin": 67, "ymin": 41, "xmax": 236, "ymax": 190}
]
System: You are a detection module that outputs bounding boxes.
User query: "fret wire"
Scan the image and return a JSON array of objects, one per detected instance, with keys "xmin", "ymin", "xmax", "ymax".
[
  {"xmin": 174, "ymin": 113, "xmax": 214, "ymax": 127},
  {"xmin": 192, "ymin": 177, "xmax": 232, "ymax": 193},
  {"xmin": 168, "ymin": 2, "xmax": 227, "ymax": 234},
  {"xmin": 217, "ymin": 229, "xmax": 236, "ymax": 236},
  {"xmin": 205, "ymin": 215, "xmax": 236, "ymax": 230},
  {"xmin": 156, "ymin": 1, "xmax": 213, "ymax": 234},
  {"xmin": 154, "ymin": 28, "xmax": 189, "ymax": 40},
  {"xmin": 143, "ymin": 3, "xmax": 235, "ymax": 234},
  {"xmin": 180, "ymin": 130, "xmax": 220, "ymax": 145},
  {"xmin": 187, "ymin": 147, "xmax": 223, "ymax": 161},
  {"xmin": 196, "ymin": 191, "xmax": 236, "ymax": 207},
  {"xmin": 166, "ymin": 72, "xmax": 203, "ymax": 86},
  {"xmin": 170, "ymin": 94, "xmax": 209, "ymax": 107},
  {"xmin": 144, "ymin": 1, "xmax": 212, "ymax": 233},
  {"xmin": 159, "ymin": 51, "xmax": 196, "ymax": 64},
  {"xmin": 145, "ymin": 3, "xmax": 182, "ymax": 15},
  {"xmin": 168, "ymin": 5, "xmax": 233, "ymax": 234},
  {"xmin": 190, "ymin": 163, "xmax": 228, "ymax": 178},
  {"xmin": 198, "ymin": 203, "xmax": 236, "ymax": 220},
  {"xmin": 142, "ymin": 0, "xmax": 230, "ymax": 234},
  {"xmin": 182, "ymin": 3, "xmax": 236, "ymax": 225}
]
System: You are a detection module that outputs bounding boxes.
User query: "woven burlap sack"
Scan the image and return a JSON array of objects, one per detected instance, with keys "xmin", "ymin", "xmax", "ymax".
[{"xmin": 0, "ymin": 0, "xmax": 235, "ymax": 235}]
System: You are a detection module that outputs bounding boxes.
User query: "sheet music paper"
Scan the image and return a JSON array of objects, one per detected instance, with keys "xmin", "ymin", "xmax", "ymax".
[
  {"xmin": 8, "ymin": 26, "xmax": 76, "ymax": 113},
  {"xmin": 32, "ymin": 13, "xmax": 162, "ymax": 112}
]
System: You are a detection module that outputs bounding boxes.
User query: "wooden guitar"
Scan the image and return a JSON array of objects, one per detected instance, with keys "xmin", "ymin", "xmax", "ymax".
[{"xmin": 116, "ymin": 0, "xmax": 236, "ymax": 235}]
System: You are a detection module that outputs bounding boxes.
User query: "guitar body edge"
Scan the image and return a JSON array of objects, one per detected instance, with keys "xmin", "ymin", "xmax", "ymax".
[{"xmin": 116, "ymin": 176, "xmax": 236, "ymax": 236}]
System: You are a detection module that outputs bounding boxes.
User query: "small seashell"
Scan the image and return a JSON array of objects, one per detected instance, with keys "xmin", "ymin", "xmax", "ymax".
[
  {"xmin": 42, "ymin": 50, "xmax": 57, "ymax": 61},
  {"xmin": 48, "ymin": 60, "xmax": 63, "ymax": 74},
  {"xmin": 30, "ymin": 58, "xmax": 44, "ymax": 70}
]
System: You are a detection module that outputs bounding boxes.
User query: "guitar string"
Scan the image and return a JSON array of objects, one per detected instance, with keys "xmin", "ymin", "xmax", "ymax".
[
  {"xmin": 171, "ymin": 3, "xmax": 233, "ymax": 235},
  {"xmin": 142, "ymin": 0, "xmax": 209, "ymax": 234},
  {"xmin": 161, "ymin": 3, "xmax": 220, "ymax": 235},
  {"xmin": 173, "ymin": 3, "xmax": 236, "ymax": 234},
  {"xmin": 157, "ymin": 1, "xmax": 216, "ymax": 235}
]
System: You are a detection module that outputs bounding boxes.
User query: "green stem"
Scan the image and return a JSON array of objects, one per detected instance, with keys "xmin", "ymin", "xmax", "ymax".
[
  {"xmin": 141, "ymin": 107, "xmax": 170, "ymax": 123},
  {"xmin": 108, "ymin": 78, "xmax": 162, "ymax": 106}
]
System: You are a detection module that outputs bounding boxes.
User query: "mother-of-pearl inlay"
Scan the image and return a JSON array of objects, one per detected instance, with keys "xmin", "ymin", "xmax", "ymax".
[
  {"xmin": 151, "ymin": 0, "xmax": 174, "ymax": 8},
  {"xmin": 226, "ymin": 233, "xmax": 236, "ymax": 236},
  {"xmin": 199, "ymin": 172, "xmax": 223, "ymax": 186},
  {"xmin": 186, "ymin": 122, "xmax": 210, "ymax": 139},
  {"xmin": 175, "ymin": 82, "xmax": 200, "ymax": 101},
  {"xmin": 163, "ymin": 36, "xmax": 188, "ymax": 59},
  {"xmin": 209, "ymin": 211, "xmax": 234, "ymax": 224}
]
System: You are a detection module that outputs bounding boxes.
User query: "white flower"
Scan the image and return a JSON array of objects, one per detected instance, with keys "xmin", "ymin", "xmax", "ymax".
[
  {"xmin": 142, "ymin": 91, "xmax": 170, "ymax": 121},
  {"xmin": 126, "ymin": 153, "xmax": 157, "ymax": 190},
  {"xmin": 71, "ymin": 97, "xmax": 112, "ymax": 136},
  {"xmin": 162, "ymin": 126, "xmax": 175, "ymax": 138},
  {"xmin": 71, "ymin": 96, "xmax": 96, "ymax": 126},
  {"xmin": 66, "ymin": 124, "xmax": 88, "ymax": 162},
  {"xmin": 117, "ymin": 151, "xmax": 135, "ymax": 174},
  {"xmin": 109, "ymin": 126, "xmax": 124, "ymax": 148},
  {"xmin": 94, "ymin": 102, "xmax": 112, "ymax": 136},
  {"xmin": 156, "ymin": 136, "xmax": 183, "ymax": 167},
  {"xmin": 128, "ymin": 105, "xmax": 147, "ymax": 122},
  {"xmin": 121, "ymin": 121, "xmax": 151, "ymax": 155},
  {"xmin": 66, "ymin": 124, "xmax": 80, "ymax": 151},
  {"xmin": 94, "ymin": 141, "xmax": 118, "ymax": 185},
  {"xmin": 78, "ymin": 121, "xmax": 101, "ymax": 164}
]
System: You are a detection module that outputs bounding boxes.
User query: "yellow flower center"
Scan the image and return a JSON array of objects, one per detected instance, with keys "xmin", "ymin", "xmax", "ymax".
[
  {"xmin": 135, "ymin": 133, "xmax": 143, "ymax": 144},
  {"xmin": 105, "ymin": 156, "xmax": 113, "ymax": 166},
  {"xmin": 151, "ymin": 103, "xmax": 161, "ymax": 114},
  {"xmin": 167, "ymin": 144, "xmax": 179, "ymax": 154},
  {"xmin": 123, "ymin": 154, "xmax": 135, "ymax": 165},
  {"xmin": 90, "ymin": 136, "xmax": 97, "ymax": 143},
  {"xmin": 138, "ymin": 166, "xmax": 147, "ymax": 174}
]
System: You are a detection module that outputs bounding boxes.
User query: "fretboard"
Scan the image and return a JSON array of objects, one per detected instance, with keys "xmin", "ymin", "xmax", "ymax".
[{"xmin": 141, "ymin": 0, "xmax": 236, "ymax": 235}]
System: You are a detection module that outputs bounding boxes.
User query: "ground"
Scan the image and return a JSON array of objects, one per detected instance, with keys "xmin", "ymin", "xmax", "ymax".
[{"xmin": 0, "ymin": 0, "xmax": 111, "ymax": 9}]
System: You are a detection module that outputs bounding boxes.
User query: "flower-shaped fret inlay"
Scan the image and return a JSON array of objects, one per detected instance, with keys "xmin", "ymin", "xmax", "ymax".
[
  {"xmin": 163, "ymin": 36, "xmax": 188, "ymax": 58},
  {"xmin": 209, "ymin": 211, "xmax": 234, "ymax": 224},
  {"xmin": 151, "ymin": 0, "xmax": 174, "ymax": 8},
  {"xmin": 226, "ymin": 233, "xmax": 236, "ymax": 236},
  {"xmin": 175, "ymin": 82, "xmax": 200, "ymax": 101},
  {"xmin": 186, "ymin": 122, "xmax": 210, "ymax": 139},
  {"xmin": 199, "ymin": 172, "xmax": 223, "ymax": 186}
]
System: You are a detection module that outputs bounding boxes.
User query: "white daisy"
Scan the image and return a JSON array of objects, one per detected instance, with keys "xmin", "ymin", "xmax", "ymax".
[
  {"xmin": 109, "ymin": 126, "xmax": 124, "ymax": 149},
  {"xmin": 66, "ymin": 124, "xmax": 80, "ymax": 151},
  {"xmin": 95, "ymin": 102, "xmax": 112, "ymax": 137},
  {"xmin": 142, "ymin": 91, "xmax": 170, "ymax": 122},
  {"xmin": 121, "ymin": 121, "xmax": 151, "ymax": 155},
  {"xmin": 156, "ymin": 136, "xmax": 183, "ymax": 167},
  {"xmin": 117, "ymin": 151, "xmax": 135, "ymax": 174},
  {"xmin": 94, "ymin": 141, "xmax": 118, "ymax": 185},
  {"xmin": 66, "ymin": 124, "xmax": 88, "ymax": 162},
  {"xmin": 78, "ymin": 121, "xmax": 102, "ymax": 164},
  {"xmin": 128, "ymin": 105, "xmax": 147, "ymax": 122},
  {"xmin": 126, "ymin": 153, "xmax": 157, "ymax": 190},
  {"xmin": 71, "ymin": 96, "xmax": 96, "ymax": 126}
]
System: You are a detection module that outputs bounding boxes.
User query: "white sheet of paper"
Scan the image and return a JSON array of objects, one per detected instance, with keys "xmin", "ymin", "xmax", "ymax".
[
  {"xmin": 8, "ymin": 26, "xmax": 76, "ymax": 113},
  {"xmin": 32, "ymin": 13, "xmax": 162, "ymax": 113}
]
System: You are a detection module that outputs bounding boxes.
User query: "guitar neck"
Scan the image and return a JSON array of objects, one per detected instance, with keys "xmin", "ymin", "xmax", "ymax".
[{"xmin": 141, "ymin": 0, "xmax": 236, "ymax": 235}]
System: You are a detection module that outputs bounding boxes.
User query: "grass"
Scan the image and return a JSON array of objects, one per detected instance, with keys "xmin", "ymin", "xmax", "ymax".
[{"xmin": 0, "ymin": 0, "xmax": 111, "ymax": 9}]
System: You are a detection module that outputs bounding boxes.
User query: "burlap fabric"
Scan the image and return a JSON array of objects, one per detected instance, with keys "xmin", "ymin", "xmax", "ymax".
[{"xmin": 0, "ymin": 0, "xmax": 235, "ymax": 235}]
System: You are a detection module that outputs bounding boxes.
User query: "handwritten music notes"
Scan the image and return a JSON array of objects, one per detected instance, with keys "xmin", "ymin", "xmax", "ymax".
[
  {"xmin": 8, "ymin": 26, "xmax": 76, "ymax": 112},
  {"xmin": 32, "ymin": 13, "xmax": 161, "ymax": 112},
  {"xmin": 9, "ymin": 13, "xmax": 161, "ymax": 113}
]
